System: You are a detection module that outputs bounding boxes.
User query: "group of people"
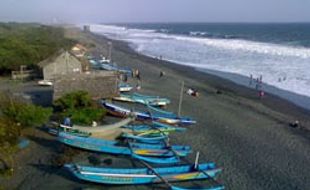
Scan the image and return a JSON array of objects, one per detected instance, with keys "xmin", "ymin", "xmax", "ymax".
[
  {"xmin": 132, "ymin": 69, "xmax": 141, "ymax": 81},
  {"xmin": 249, "ymin": 74, "xmax": 265, "ymax": 99},
  {"xmin": 186, "ymin": 88, "xmax": 199, "ymax": 97}
]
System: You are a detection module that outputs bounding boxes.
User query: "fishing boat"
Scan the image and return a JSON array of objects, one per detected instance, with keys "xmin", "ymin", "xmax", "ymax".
[
  {"xmin": 118, "ymin": 83, "xmax": 133, "ymax": 92},
  {"xmin": 124, "ymin": 122, "xmax": 187, "ymax": 133},
  {"xmin": 38, "ymin": 80, "xmax": 53, "ymax": 86},
  {"xmin": 62, "ymin": 117, "xmax": 135, "ymax": 140},
  {"xmin": 58, "ymin": 132, "xmax": 191, "ymax": 158},
  {"xmin": 101, "ymin": 63, "xmax": 132, "ymax": 74},
  {"xmin": 102, "ymin": 101, "xmax": 196, "ymax": 125},
  {"xmin": 121, "ymin": 132, "xmax": 168, "ymax": 144},
  {"xmin": 54, "ymin": 122, "xmax": 180, "ymax": 140},
  {"xmin": 113, "ymin": 93, "xmax": 171, "ymax": 106},
  {"xmin": 65, "ymin": 162, "xmax": 222, "ymax": 185}
]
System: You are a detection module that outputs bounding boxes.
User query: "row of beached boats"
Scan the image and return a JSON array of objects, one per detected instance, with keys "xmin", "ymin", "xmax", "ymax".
[
  {"xmin": 89, "ymin": 57, "xmax": 132, "ymax": 75},
  {"xmin": 52, "ymin": 78, "xmax": 224, "ymax": 189}
]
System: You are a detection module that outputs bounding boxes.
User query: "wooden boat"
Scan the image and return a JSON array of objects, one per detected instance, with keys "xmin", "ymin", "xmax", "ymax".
[
  {"xmin": 121, "ymin": 132, "xmax": 168, "ymax": 144},
  {"xmin": 102, "ymin": 101, "xmax": 196, "ymax": 125},
  {"xmin": 171, "ymin": 186, "xmax": 224, "ymax": 190},
  {"xmin": 38, "ymin": 80, "xmax": 53, "ymax": 86},
  {"xmin": 124, "ymin": 122, "xmax": 187, "ymax": 133},
  {"xmin": 58, "ymin": 132, "xmax": 191, "ymax": 157},
  {"xmin": 101, "ymin": 63, "xmax": 132, "ymax": 74},
  {"xmin": 118, "ymin": 83, "xmax": 133, "ymax": 92},
  {"xmin": 113, "ymin": 93, "xmax": 171, "ymax": 106},
  {"xmin": 55, "ymin": 122, "xmax": 179, "ymax": 140},
  {"xmin": 65, "ymin": 162, "xmax": 222, "ymax": 185},
  {"xmin": 62, "ymin": 117, "xmax": 135, "ymax": 140}
]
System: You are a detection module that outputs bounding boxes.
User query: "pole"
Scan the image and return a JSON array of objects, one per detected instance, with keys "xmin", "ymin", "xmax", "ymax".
[
  {"xmin": 178, "ymin": 81, "xmax": 184, "ymax": 117},
  {"xmin": 108, "ymin": 41, "xmax": 112, "ymax": 61},
  {"xmin": 138, "ymin": 159, "xmax": 172, "ymax": 188},
  {"xmin": 194, "ymin": 151, "xmax": 200, "ymax": 169}
]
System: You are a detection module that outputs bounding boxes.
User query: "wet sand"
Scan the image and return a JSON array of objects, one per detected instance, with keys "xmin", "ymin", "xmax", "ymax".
[{"xmin": 1, "ymin": 28, "xmax": 309, "ymax": 190}]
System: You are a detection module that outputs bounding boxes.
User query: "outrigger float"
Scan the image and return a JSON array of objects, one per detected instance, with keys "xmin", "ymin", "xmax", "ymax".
[
  {"xmin": 58, "ymin": 132, "xmax": 191, "ymax": 164},
  {"xmin": 102, "ymin": 101, "xmax": 196, "ymax": 125},
  {"xmin": 113, "ymin": 93, "xmax": 171, "ymax": 106}
]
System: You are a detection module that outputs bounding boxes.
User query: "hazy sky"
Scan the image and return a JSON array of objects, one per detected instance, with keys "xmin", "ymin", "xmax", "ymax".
[{"xmin": 0, "ymin": 0, "xmax": 309, "ymax": 23}]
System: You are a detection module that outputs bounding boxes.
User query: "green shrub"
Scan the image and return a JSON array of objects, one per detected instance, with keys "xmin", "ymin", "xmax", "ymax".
[
  {"xmin": 54, "ymin": 91, "xmax": 92, "ymax": 110},
  {"xmin": 0, "ymin": 94, "xmax": 52, "ymax": 128},
  {"xmin": 54, "ymin": 91, "xmax": 106, "ymax": 125},
  {"xmin": 63, "ymin": 108, "xmax": 106, "ymax": 125},
  {"xmin": 2, "ymin": 102, "xmax": 52, "ymax": 128}
]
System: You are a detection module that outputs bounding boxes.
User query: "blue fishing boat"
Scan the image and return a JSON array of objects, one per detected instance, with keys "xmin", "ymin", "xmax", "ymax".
[
  {"xmin": 65, "ymin": 162, "xmax": 222, "ymax": 185},
  {"xmin": 171, "ymin": 186, "xmax": 224, "ymax": 190},
  {"xmin": 101, "ymin": 63, "xmax": 132, "ymax": 74},
  {"xmin": 113, "ymin": 93, "xmax": 171, "ymax": 106},
  {"xmin": 102, "ymin": 101, "xmax": 196, "ymax": 125},
  {"xmin": 124, "ymin": 122, "xmax": 187, "ymax": 133},
  {"xmin": 58, "ymin": 132, "xmax": 190, "ymax": 157},
  {"xmin": 118, "ymin": 83, "xmax": 133, "ymax": 92},
  {"xmin": 122, "ymin": 132, "xmax": 168, "ymax": 144}
]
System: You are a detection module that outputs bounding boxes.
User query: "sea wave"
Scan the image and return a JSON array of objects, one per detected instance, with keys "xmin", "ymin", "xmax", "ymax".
[
  {"xmin": 90, "ymin": 24, "xmax": 310, "ymax": 98},
  {"xmin": 92, "ymin": 24, "xmax": 310, "ymax": 59}
]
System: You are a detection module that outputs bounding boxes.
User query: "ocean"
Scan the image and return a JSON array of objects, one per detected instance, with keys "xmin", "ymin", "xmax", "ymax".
[{"xmin": 89, "ymin": 23, "xmax": 310, "ymax": 109}]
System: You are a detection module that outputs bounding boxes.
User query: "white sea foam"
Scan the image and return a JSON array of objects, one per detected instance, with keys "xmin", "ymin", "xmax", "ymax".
[{"xmin": 90, "ymin": 24, "xmax": 310, "ymax": 98}]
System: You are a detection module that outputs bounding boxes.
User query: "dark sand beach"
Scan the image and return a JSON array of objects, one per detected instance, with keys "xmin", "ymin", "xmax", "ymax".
[{"xmin": 1, "ymin": 28, "xmax": 309, "ymax": 190}]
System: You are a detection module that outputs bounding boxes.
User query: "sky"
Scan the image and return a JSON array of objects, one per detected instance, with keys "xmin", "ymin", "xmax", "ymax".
[{"xmin": 0, "ymin": 0, "xmax": 310, "ymax": 23}]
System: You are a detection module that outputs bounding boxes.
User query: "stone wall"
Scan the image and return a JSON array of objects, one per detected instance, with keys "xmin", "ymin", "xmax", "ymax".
[
  {"xmin": 11, "ymin": 70, "xmax": 37, "ymax": 80},
  {"xmin": 53, "ymin": 71, "xmax": 119, "ymax": 100}
]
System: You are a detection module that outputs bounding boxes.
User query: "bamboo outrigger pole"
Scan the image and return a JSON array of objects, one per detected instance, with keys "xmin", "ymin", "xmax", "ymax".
[
  {"xmin": 194, "ymin": 151, "xmax": 200, "ymax": 169},
  {"xmin": 138, "ymin": 159, "xmax": 173, "ymax": 189},
  {"xmin": 178, "ymin": 81, "xmax": 184, "ymax": 117}
]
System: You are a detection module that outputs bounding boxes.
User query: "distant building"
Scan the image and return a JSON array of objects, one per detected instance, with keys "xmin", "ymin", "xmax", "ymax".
[
  {"xmin": 53, "ymin": 71, "xmax": 119, "ymax": 100},
  {"xmin": 71, "ymin": 44, "xmax": 88, "ymax": 58},
  {"xmin": 83, "ymin": 25, "xmax": 90, "ymax": 33},
  {"xmin": 38, "ymin": 50, "xmax": 82, "ymax": 81}
]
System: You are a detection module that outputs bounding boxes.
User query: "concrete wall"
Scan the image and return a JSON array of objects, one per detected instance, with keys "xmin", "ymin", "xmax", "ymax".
[
  {"xmin": 43, "ymin": 51, "xmax": 82, "ymax": 80},
  {"xmin": 53, "ymin": 71, "xmax": 119, "ymax": 100},
  {"xmin": 11, "ymin": 70, "xmax": 37, "ymax": 80}
]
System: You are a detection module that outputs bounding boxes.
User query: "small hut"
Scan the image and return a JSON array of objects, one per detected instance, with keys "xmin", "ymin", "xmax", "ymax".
[
  {"xmin": 38, "ymin": 50, "xmax": 82, "ymax": 81},
  {"xmin": 71, "ymin": 44, "xmax": 88, "ymax": 58}
]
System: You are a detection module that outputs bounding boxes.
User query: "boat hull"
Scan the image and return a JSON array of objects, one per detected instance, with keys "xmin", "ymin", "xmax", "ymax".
[
  {"xmin": 65, "ymin": 163, "xmax": 222, "ymax": 185},
  {"xmin": 58, "ymin": 132, "xmax": 190, "ymax": 157},
  {"xmin": 102, "ymin": 101, "xmax": 196, "ymax": 125}
]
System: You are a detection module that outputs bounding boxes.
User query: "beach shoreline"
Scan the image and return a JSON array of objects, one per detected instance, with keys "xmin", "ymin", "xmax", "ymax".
[
  {"xmin": 89, "ymin": 31, "xmax": 310, "ymax": 189},
  {"xmin": 92, "ymin": 32, "xmax": 310, "ymax": 124}
]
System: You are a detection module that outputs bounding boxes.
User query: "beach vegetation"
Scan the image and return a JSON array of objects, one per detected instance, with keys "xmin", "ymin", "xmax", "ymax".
[
  {"xmin": 0, "ymin": 93, "xmax": 52, "ymax": 132},
  {"xmin": 0, "ymin": 92, "xmax": 52, "ymax": 176},
  {"xmin": 54, "ymin": 91, "xmax": 106, "ymax": 125},
  {"xmin": 0, "ymin": 22, "xmax": 75, "ymax": 74}
]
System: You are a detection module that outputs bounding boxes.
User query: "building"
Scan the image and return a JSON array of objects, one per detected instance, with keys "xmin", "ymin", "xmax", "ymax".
[
  {"xmin": 83, "ymin": 25, "xmax": 90, "ymax": 32},
  {"xmin": 71, "ymin": 44, "xmax": 88, "ymax": 58},
  {"xmin": 53, "ymin": 71, "xmax": 119, "ymax": 100},
  {"xmin": 38, "ymin": 50, "xmax": 82, "ymax": 81}
]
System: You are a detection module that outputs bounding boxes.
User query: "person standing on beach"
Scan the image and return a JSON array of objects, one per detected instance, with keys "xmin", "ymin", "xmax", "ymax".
[
  {"xmin": 63, "ymin": 115, "xmax": 72, "ymax": 127},
  {"xmin": 160, "ymin": 71, "xmax": 165, "ymax": 77},
  {"xmin": 249, "ymin": 74, "xmax": 253, "ymax": 85},
  {"xmin": 136, "ymin": 69, "xmax": 141, "ymax": 81},
  {"xmin": 258, "ymin": 90, "xmax": 265, "ymax": 99}
]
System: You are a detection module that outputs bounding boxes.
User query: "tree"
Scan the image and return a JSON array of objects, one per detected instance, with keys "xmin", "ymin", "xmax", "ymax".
[{"xmin": 0, "ymin": 93, "xmax": 52, "ymax": 130}]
